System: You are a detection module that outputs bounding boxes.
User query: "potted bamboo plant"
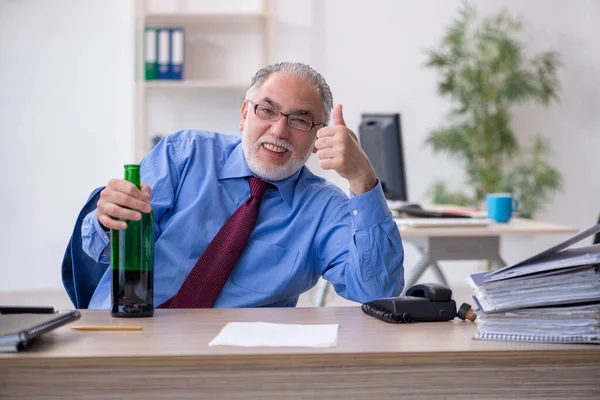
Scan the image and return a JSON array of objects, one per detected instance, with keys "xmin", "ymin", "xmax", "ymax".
[{"xmin": 424, "ymin": 2, "xmax": 562, "ymax": 215}]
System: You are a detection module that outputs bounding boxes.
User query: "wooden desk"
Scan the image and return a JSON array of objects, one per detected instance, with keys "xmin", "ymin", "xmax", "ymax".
[
  {"xmin": 1, "ymin": 308, "xmax": 599, "ymax": 399},
  {"xmin": 397, "ymin": 218, "xmax": 578, "ymax": 293},
  {"xmin": 397, "ymin": 217, "xmax": 578, "ymax": 238}
]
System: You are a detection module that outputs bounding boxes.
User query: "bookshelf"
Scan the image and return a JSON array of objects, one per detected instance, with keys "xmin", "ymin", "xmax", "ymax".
[
  {"xmin": 145, "ymin": 12, "xmax": 268, "ymax": 23},
  {"xmin": 133, "ymin": 0, "xmax": 273, "ymax": 161},
  {"xmin": 143, "ymin": 80, "xmax": 249, "ymax": 89}
]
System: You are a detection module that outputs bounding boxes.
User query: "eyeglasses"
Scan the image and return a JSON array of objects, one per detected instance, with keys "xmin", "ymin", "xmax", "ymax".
[{"xmin": 246, "ymin": 100, "xmax": 325, "ymax": 132}]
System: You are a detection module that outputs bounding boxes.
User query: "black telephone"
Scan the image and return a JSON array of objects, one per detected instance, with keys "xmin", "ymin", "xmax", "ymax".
[{"xmin": 361, "ymin": 283, "xmax": 476, "ymax": 323}]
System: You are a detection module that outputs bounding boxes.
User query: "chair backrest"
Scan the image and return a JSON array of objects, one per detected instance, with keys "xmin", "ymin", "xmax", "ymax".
[
  {"xmin": 62, "ymin": 187, "xmax": 106, "ymax": 308},
  {"xmin": 595, "ymin": 213, "xmax": 600, "ymax": 244}
]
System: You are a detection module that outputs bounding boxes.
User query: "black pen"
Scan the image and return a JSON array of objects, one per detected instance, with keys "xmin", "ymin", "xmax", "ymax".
[{"xmin": 0, "ymin": 306, "xmax": 56, "ymax": 314}]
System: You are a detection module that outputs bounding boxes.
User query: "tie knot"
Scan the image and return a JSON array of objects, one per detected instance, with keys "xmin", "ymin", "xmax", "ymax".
[{"xmin": 249, "ymin": 176, "xmax": 271, "ymax": 199}]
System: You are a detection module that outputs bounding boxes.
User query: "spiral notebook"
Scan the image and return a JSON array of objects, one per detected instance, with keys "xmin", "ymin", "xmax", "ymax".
[
  {"xmin": 473, "ymin": 302, "xmax": 600, "ymax": 344},
  {"xmin": 473, "ymin": 332, "xmax": 600, "ymax": 343}
]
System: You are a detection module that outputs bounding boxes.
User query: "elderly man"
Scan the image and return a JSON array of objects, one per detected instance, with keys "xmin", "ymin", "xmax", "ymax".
[{"xmin": 81, "ymin": 61, "xmax": 404, "ymax": 308}]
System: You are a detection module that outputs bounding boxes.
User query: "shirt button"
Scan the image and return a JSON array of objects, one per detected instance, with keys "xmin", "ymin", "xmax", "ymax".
[{"xmin": 352, "ymin": 210, "xmax": 359, "ymax": 216}]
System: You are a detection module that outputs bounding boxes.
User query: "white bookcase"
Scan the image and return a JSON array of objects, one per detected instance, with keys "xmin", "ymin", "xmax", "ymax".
[{"xmin": 133, "ymin": 0, "xmax": 273, "ymax": 161}]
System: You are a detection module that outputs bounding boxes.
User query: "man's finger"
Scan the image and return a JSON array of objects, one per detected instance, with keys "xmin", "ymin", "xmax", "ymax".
[
  {"xmin": 315, "ymin": 148, "xmax": 336, "ymax": 160},
  {"xmin": 314, "ymin": 137, "xmax": 334, "ymax": 151},
  {"xmin": 319, "ymin": 158, "xmax": 338, "ymax": 171},
  {"xmin": 98, "ymin": 200, "xmax": 143, "ymax": 221},
  {"xmin": 141, "ymin": 183, "xmax": 152, "ymax": 200},
  {"xmin": 316, "ymin": 126, "xmax": 335, "ymax": 139},
  {"xmin": 111, "ymin": 179, "xmax": 148, "ymax": 202},
  {"xmin": 103, "ymin": 190, "xmax": 151, "ymax": 213},
  {"xmin": 98, "ymin": 213, "xmax": 127, "ymax": 230},
  {"xmin": 332, "ymin": 104, "xmax": 346, "ymax": 127}
]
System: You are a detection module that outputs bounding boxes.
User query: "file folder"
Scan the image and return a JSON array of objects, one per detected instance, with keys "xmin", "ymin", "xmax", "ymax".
[
  {"xmin": 157, "ymin": 28, "xmax": 171, "ymax": 79},
  {"xmin": 144, "ymin": 27, "xmax": 158, "ymax": 80},
  {"xmin": 170, "ymin": 28, "xmax": 184, "ymax": 80},
  {"xmin": 474, "ymin": 302, "xmax": 600, "ymax": 344},
  {"xmin": 468, "ymin": 223, "xmax": 600, "ymax": 343}
]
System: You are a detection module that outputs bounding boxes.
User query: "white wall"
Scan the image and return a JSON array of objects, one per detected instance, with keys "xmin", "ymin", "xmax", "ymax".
[
  {"xmin": 1, "ymin": 0, "xmax": 598, "ymax": 293},
  {"xmin": 311, "ymin": 0, "xmax": 600, "ymax": 283},
  {"xmin": 0, "ymin": 0, "xmax": 134, "ymax": 291}
]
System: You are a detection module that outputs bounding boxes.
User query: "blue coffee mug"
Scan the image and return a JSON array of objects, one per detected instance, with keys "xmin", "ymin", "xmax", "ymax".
[{"xmin": 486, "ymin": 193, "xmax": 518, "ymax": 223}]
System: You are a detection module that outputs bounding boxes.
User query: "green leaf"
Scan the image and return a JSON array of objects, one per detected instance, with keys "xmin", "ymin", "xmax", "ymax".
[
  {"xmin": 425, "ymin": 124, "xmax": 474, "ymax": 159},
  {"xmin": 428, "ymin": 181, "xmax": 474, "ymax": 206}
]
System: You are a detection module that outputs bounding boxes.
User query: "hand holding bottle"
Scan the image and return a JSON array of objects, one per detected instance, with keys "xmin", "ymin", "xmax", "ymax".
[
  {"xmin": 96, "ymin": 178, "xmax": 152, "ymax": 230},
  {"xmin": 109, "ymin": 164, "xmax": 154, "ymax": 318}
]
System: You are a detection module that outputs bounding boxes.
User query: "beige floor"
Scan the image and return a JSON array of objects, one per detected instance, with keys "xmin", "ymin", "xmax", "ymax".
[{"xmin": 0, "ymin": 283, "xmax": 474, "ymax": 310}]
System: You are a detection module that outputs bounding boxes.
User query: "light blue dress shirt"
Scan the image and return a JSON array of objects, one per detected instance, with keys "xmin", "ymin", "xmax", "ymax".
[{"xmin": 82, "ymin": 130, "xmax": 404, "ymax": 308}]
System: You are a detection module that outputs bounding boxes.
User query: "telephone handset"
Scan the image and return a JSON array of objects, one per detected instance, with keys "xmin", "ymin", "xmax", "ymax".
[{"xmin": 361, "ymin": 283, "xmax": 476, "ymax": 323}]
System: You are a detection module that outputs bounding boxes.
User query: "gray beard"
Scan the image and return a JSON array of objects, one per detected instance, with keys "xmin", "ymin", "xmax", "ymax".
[{"xmin": 241, "ymin": 128, "xmax": 313, "ymax": 181}]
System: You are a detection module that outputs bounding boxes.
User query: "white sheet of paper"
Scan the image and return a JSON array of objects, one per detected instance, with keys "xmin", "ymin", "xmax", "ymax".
[{"xmin": 208, "ymin": 322, "xmax": 339, "ymax": 347}]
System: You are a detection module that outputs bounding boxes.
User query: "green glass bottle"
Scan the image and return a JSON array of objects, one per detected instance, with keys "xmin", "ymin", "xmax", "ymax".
[{"xmin": 111, "ymin": 164, "xmax": 154, "ymax": 317}]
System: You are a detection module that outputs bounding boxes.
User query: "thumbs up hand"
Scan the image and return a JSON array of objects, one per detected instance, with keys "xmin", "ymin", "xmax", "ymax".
[{"xmin": 314, "ymin": 104, "xmax": 377, "ymax": 195}]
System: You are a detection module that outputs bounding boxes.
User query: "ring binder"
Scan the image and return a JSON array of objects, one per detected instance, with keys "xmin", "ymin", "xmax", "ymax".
[
  {"xmin": 474, "ymin": 332, "xmax": 599, "ymax": 343},
  {"xmin": 469, "ymin": 223, "xmax": 600, "ymax": 343}
]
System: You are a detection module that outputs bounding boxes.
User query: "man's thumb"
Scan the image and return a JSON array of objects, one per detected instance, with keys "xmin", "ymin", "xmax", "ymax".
[{"xmin": 332, "ymin": 104, "xmax": 346, "ymax": 126}]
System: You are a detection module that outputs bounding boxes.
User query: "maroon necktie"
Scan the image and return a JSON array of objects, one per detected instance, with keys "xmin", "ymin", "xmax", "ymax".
[{"xmin": 158, "ymin": 176, "xmax": 271, "ymax": 308}]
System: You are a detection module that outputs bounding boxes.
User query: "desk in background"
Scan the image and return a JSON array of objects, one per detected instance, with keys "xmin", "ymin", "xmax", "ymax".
[
  {"xmin": 1, "ymin": 308, "xmax": 599, "ymax": 400},
  {"xmin": 398, "ymin": 217, "xmax": 578, "ymax": 292},
  {"xmin": 314, "ymin": 217, "xmax": 577, "ymax": 304}
]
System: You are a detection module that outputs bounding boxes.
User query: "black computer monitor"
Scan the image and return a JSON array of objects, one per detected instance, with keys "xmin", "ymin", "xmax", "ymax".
[{"xmin": 359, "ymin": 113, "xmax": 407, "ymax": 201}]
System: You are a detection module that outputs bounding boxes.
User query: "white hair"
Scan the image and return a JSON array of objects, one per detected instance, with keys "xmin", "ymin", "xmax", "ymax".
[{"xmin": 245, "ymin": 62, "xmax": 334, "ymax": 124}]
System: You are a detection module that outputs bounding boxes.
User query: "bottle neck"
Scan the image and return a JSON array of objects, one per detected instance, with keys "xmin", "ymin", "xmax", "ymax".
[{"xmin": 124, "ymin": 164, "xmax": 141, "ymax": 189}]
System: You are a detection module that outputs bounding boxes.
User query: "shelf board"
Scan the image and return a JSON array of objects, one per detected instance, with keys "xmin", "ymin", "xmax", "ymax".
[
  {"xmin": 142, "ymin": 80, "xmax": 248, "ymax": 89},
  {"xmin": 144, "ymin": 12, "xmax": 266, "ymax": 23}
]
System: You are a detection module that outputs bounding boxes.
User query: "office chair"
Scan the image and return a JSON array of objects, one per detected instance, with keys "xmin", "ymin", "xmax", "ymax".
[
  {"xmin": 62, "ymin": 187, "xmax": 106, "ymax": 308},
  {"xmin": 313, "ymin": 278, "xmax": 330, "ymax": 307},
  {"xmin": 594, "ymin": 212, "xmax": 600, "ymax": 244}
]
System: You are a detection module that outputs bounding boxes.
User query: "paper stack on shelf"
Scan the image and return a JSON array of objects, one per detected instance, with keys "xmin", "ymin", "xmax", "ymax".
[{"xmin": 468, "ymin": 224, "xmax": 600, "ymax": 344}]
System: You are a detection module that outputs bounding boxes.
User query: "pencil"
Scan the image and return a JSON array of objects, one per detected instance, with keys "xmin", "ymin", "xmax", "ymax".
[{"xmin": 71, "ymin": 325, "xmax": 143, "ymax": 331}]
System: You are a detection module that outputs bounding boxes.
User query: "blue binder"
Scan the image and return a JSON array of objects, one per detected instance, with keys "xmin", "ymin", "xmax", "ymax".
[
  {"xmin": 170, "ymin": 28, "xmax": 184, "ymax": 80},
  {"xmin": 157, "ymin": 28, "xmax": 171, "ymax": 79}
]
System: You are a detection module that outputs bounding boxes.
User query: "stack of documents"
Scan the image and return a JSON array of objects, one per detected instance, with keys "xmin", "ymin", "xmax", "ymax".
[
  {"xmin": 468, "ymin": 224, "xmax": 600, "ymax": 344},
  {"xmin": 474, "ymin": 303, "xmax": 600, "ymax": 343}
]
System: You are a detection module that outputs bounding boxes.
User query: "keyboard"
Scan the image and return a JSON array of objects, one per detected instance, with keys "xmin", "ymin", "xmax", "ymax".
[
  {"xmin": 394, "ymin": 205, "xmax": 472, "ymax": 219},
  {"xmin": 395, "ymin": 218, "xmax": 491, "ymax": 228}
]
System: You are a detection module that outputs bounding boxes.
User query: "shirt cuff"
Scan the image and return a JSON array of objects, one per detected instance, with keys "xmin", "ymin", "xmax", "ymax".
[
  {"xmin": 81, "ymin": 209, "xmax": 110, "ymax": 263},
  {"xmin": 347, "ymin": 180, "xmax": 392, "ymax": 230}
]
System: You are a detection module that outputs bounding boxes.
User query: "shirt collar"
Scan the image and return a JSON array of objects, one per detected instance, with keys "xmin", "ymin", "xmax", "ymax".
[{"xmin": 218, "ymin": 141, "xmax": 300, "ymax": 208}]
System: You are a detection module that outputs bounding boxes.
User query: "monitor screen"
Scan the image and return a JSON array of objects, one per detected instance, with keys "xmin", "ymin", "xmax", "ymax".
[{"xmin": 358, "ymin": 113, "xmax": 407, "ymax": 201}]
